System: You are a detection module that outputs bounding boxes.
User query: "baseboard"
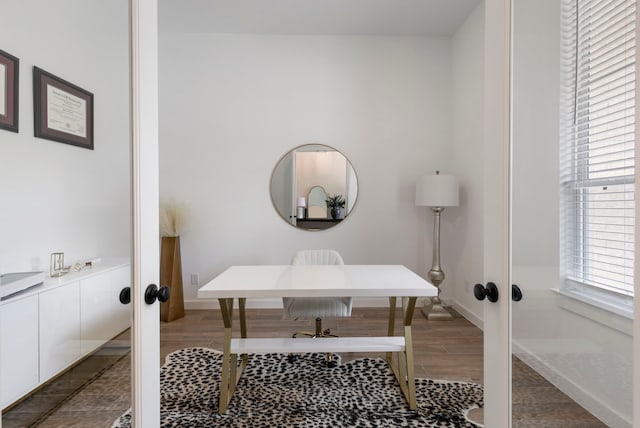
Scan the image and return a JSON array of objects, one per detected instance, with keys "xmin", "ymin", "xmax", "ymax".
[
  {"xmin": 185, "ymin": 297, "xmax": 420, "ymax": 310},
  {"xmin": 448, "ymin": 300, "xmax": 483, "ymax": 330},
  {"xmin": 512, "ymin": 341, "xmax": 631, "ymax": 428}
]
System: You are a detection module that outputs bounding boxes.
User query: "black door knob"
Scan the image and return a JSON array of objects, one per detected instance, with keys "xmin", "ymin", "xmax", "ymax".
[
  {"xmin": 474, "ymin": 282, "xmax": 499, "ymax": 302},
  {"xmin": 512, "ymin": 284, "xmax": 523, "ymax": 302},
  {"xmin": 119, "ymin": 287, "xmax": 131, "ymax": 304},
  {"xmin": 144, "ymin": 284, "xmax": 171, "ymax": 305}
]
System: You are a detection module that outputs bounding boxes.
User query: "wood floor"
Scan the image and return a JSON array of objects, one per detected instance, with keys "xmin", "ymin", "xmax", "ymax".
[{"xmin": 2, "ymin": 307, "xmax": 606, "ymax": 427}]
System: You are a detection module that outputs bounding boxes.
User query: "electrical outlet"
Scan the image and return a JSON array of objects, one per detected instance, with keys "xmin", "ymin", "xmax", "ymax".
[{"xmin": 190, "ymin": 273, "xmax": 199, "ymax": 285}]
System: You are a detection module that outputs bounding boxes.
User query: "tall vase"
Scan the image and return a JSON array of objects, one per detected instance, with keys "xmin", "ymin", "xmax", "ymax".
[{"xmin": 160, "ymin": 236, "xmax": 185, "ymax": 322}]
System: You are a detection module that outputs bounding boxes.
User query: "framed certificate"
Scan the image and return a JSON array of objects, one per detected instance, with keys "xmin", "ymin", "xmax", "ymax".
[
  {"xmin": 33, "ymin": 66, "xmax": 94, "ymax": 149},
  {"xmin": 0, "ymin": 49, "xmax": 19, "ymax": 133}
]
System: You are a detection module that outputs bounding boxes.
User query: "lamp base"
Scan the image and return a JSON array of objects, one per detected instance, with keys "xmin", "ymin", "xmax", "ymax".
[{"xmin": 421, "ymin": 298, "xmax": 453, "ymax": 320}]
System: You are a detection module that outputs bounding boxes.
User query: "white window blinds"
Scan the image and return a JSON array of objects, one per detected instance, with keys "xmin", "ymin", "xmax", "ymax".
[{"xmin": 560, "ymin": 0, "xmax": 636, "ymax": 296}]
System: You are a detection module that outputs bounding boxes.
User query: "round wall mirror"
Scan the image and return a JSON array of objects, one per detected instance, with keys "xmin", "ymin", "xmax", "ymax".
[{"xmin": 270, "ymin": 144, "xmax": 358, "ymax": 230}]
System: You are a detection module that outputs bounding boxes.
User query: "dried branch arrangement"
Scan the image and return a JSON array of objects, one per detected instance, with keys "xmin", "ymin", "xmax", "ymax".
[{"xmin": 159, "ymin": 200, "xmax": 188, "ymax": 237}]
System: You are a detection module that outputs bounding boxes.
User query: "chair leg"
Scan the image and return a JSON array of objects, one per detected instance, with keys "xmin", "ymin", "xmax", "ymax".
[
  {"xmin": 326, "ymin": 352, "xmax": 338, "ymax": 368},
  {"xmin": 288, "ymin": 317, "xmax": 339, "ymax": 367},
  {"xmin": 315, "ymin": 318, "xmax": 339, "ymax": 367},
  {"xmin": 315, "ymin": 317, "xmax": 323, "ymax": 336}
]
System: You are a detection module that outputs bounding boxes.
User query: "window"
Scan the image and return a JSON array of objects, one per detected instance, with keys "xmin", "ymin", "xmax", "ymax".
[{"xmin": 560, "ymin": 0, "xmax": 636, "ymax": 301}]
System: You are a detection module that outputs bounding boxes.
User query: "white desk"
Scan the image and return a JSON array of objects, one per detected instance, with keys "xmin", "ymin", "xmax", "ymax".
[{"xmin": 198, "ymin": 265, "xmax": 437, "ymax": 413}]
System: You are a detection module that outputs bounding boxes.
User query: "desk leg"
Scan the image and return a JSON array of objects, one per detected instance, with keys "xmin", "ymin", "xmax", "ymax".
[
  {"xmin": 236, "ymin": 298, "xmax": 248, "ymax": 391},
  {"xmin": 239, "ymin": 298, "xmax": 247, "ymax": 338},
  {"xmin": 387, "ymin": 297, "xmax": 396, "ymax": 362},
  {"xmin": 386, "ymin": 296, "xmax": 418, "ymax": 410},
  {"xmin": 388, "ymin": 296, "xmax": 406, "ymax": 406},
  {"xmin": 402, "ymin": 296, "xmax": 417, "ymax": 410},
  {"xmin": 218, "ymin": 298, "xmax": 234, "ymax": 413},
  {"xmin": 217, "ymin": 298, "xmax": 249, "ymax": 414},
  {"xmin": 387, "ymin": 297, "xmax": 402, "ymax": 391}
]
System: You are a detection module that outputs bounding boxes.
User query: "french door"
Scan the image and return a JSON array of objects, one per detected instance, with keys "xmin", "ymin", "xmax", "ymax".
[
  {"xmin": 0, "ymin": 0, "xmax": 159, "ymax": 426},
  {"xmin": 130, "ymin": 0, "xmax": 161, "ymax": 425},
  {"xmin": 483, "ymin": 0, "xmax": 639, "ymax": 426}
]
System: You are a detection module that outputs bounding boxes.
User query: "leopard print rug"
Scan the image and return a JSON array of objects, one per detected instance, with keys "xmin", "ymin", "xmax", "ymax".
[{"xmin": 113, "ymin": 347, "xmax": 483, "ymax": 427}]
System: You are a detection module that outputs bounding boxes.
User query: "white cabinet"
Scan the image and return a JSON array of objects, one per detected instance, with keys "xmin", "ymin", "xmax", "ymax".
[
  {"xmin": 80, "ymin": 265, "xmax": 131, "ymax": 354},
  {"xmin": 1, "ymin": 259, "xmax": 130, "ymax": 409},
  {"xmin": 1, "ymin": 294, "xmax": 39, "ymax": 408},
  {"xmin": 39, "ymin": 281, "xmax": 81, "ymax": 381},
  {"xmin": 110, "ymin": 265, "xmax": 132, "ymax": 334}
]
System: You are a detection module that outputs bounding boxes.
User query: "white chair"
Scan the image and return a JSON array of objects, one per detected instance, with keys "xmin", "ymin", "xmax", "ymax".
[{"xmin": 283, "ymin": 249, "xmax": 352, "ymax": 367}]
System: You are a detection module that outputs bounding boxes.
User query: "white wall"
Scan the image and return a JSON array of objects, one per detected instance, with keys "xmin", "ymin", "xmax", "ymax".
[
  {"xmin": 511, "ymin": 1, "xmax": 633, "ymax": 426},
  {"xmin": 0, "ymin": 0, "xmax": 130, "ymax": 274},
  {"xmin": 158, "ymin": 32, "xmax": 453, "ymax": 302},
  {"xmin": 448, "ymin": 2, "xmax": 486, "ymax": 322}
]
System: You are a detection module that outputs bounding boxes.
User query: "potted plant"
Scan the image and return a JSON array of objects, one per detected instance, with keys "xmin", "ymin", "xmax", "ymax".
[{"xmin": 325, "ymin": 194, "xmax": 346, "ymax": 219}]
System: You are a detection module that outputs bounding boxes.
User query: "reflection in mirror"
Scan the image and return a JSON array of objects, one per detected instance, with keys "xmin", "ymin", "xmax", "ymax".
[
  {"xmin": 270, "ymin": 144, "xmax": 358, "ymax": 230},
  {"xmin": 307, "ymin": 186, "xmax": 327, "ymax": 218}
]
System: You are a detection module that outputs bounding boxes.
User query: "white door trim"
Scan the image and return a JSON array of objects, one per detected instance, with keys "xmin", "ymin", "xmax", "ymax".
[
  {"xmin": 483, "ymin": 0, "xmax": 511, "ymax": 426},
  {"xmin": 130, "ymin": 0, "xmax": 160, "ymax": 426},
  {"xmin": 634, "ymin": 0, "xmax": 640, "ymax": 422}
]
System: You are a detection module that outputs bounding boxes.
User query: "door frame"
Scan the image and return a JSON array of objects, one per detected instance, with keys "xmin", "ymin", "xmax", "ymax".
[
  {"xmin": 130, "ymin": 0, "xmax": 160, "ymax": 425},
  {"xmin": 483, "ymin": 0, "xmax": 511, "ymax": 426},
  {"xmin": 635, "ymin": 0, "xmax": 640, "ymax": 420}
]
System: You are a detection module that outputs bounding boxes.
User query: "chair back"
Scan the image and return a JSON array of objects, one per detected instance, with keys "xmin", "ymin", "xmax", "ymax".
[
  {"xmin": 292, "ymin": 249, "xmax": 344, "ymax": 266},
  {"xmin": 284, "ymin": 249, "xmax": 351, "ymax": 318}
]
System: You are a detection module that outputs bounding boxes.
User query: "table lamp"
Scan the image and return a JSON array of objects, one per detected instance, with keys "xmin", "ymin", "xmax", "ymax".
[{"xmin": 416, "ymin": 171, "xmax": 459, "ymax": 319}]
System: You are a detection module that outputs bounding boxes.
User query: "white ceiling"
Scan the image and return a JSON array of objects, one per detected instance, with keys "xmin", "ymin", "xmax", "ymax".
[{"xmin": 159, "ymin": 0, "xmax": 482, "ymax": 36}]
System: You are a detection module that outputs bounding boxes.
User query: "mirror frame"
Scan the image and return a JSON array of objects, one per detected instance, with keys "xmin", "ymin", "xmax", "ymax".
[{"xmin": 269, "ymin": 143, "xmax": 358, "ymax": 231}]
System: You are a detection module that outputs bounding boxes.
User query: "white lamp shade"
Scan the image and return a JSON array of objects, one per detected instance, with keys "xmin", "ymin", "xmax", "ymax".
[
  {"xmin": 415, "ymin": 173, "xmax": 459, "ymax": 207},
  {"xmin": 297, "ymin": 197, "xmax": 307, "ymax": 207}
]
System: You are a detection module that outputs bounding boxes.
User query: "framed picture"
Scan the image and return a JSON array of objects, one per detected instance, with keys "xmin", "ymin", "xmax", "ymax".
[
  {"xmin": 33, "ymin": 66, "xmax": 93, "ymax": 149},
  {"xmin": 0, "ymin": 49, "xmax": 19, "ymax": 133}
]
